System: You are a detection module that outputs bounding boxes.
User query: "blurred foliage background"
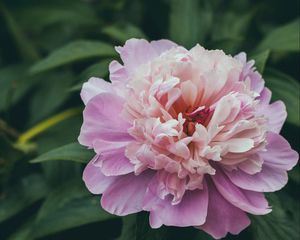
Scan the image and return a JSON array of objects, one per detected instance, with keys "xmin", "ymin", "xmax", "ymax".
[{"xmin": 0, "ymin": 0, "xmax": 299, "ymax": 239}]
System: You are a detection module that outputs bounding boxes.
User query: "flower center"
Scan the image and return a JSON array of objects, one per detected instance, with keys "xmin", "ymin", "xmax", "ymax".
[{"xmin": 184, "ymin": 107, "xmax": 211, "ymax": 135}]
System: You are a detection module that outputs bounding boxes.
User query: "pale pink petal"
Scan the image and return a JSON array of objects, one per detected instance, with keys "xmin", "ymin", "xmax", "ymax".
[
  {"xmin": 78, "ymin": 93, "xmax": 132, "ymax": 148},
  {"xmin": 80, "ymin": 77, "xmax": 113, "ymax": 105},
  {"xmin": 259, "ymin": 132, "xmax": 298, "ymax": 170},
  {"xmin": 150, "ymin": 39, "xmax": 177, "ymax": 55},
  {"xmin": 101, "ymin": 171, "xmax": 154, "ymax": 216},
  {"xmin": 212, "ymin": 169, "xmax": 271, "ymax": 215},
  {"xmin": 263, "ymin": 101, "xmax": 287, "ymax": 133},
  {"xmin": 198, "ymin": 179, "xmax": 250, "ymax": 239},
  {"xmin": 82, "ymin": 155, "xmax": 117, "ymax": 194}
]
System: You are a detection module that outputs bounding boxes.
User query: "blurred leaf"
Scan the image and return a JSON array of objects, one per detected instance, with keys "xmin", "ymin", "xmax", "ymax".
[
  {"xmin": 30, "ymin": 142, "xmax": 94, "ymax": 164},
  {"xmin": 169, "ymin": 0, "xmax": 212, "ymax": 47},
  {"xmin": 257, "ymin": 19, "xmax": 300, "ymax": 52},
  {"xmin": 251, "ymin": 193, "xmax": 299, "ymax": 240},
  {"xmin": 118, "ymin": 213, "xmax": 165, "ymax": 240},
  {"xmin": 102, "ymin": 23, "xmax": 146, "ymax": 43},
  {"xmin": 265, "ymin": 69, "xmax": 300, "ymax": 126},
  {"xmin": 30, "ymin": 40, "xmax": 116, "ymax": 74},
  {"xmin": 0, "ymin": 2, "xmax": 39, "ymax": 61},
  {"xmin": 289, "ymin": 166, "xmax": 300, "ymax": 184},
  {"xmin": 250, "ymin": 49, "xmax": 270, "ymax": 74},
  {"xmin": 0, "ymin": 65, "xmax": 39, "ymax": 111},
  {"xmin": 31, "ymin": 180, "xmax": 115, "ymax": 239},
  {"xmin": 0, "ymin": 174, "xmax": 48, "ymax": 223},
  {"xmin": 28, "ymin": 72, "xmax": 74, "ymax": 124},
  {"xmin": 7, "ymin": 219, "xmax": 34, "ymax": 240},
  {"xmin": 70, "ymin": 59, "xmax": 111, "ymax": 92}
]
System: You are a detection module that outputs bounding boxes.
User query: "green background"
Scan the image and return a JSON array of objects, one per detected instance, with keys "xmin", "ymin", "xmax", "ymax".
[{"xmin": 0, "ymin": 0, "xmax": 299, "ymax": 239}]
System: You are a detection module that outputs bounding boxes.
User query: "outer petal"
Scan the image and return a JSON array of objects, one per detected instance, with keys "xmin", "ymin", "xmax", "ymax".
[
  {"xmin": 225, "ymin": 164, "xmax": 288, "ymax": 192},
  {"xmin": 259, "ymin": 132, "xmax": 298, "ymax": 171},
  {"xmin": 101, "ymin": 171, "xmax": 154, "ymax": 216},
  {"xmin": 115, "ymin": 39, "xmax": 158, "ymax": 74},
  {"xmin": 93, "ymin": 146, "xmax": 134, "ymax": 176},
  {"xmin": 198, "ymin": 179, "xmax": 250, "ymax": 239},
  {"xmin": 145, "ymin": 177, "xmax": 209, "ymax": 227},
  {"xmin": 212, "ymin": 169, "xmax": 271, "ymax": 215},
  {"xmin": 83, "ymin": 155, "xmax": 117, "ymax": 194},
  {"xmin": 150, "ymin": 39, "xmax": 177, "ymax": 55},
  {"xmin": 80, "ymin": 77, "xmax": 113, "ymax": 105},
  {"xmin": 78, "ymin": 92, "xmax": 132, "ymax": 148}
]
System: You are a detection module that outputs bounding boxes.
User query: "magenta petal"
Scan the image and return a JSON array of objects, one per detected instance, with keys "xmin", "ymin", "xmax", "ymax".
[
  {"xmin": 260, "ymin": 132, "xmax": 298, "ymax": 170},
  {"xmin": 225, "ymin": 164, "xmax": 288, "ymax": 192},
  {"xmin": 212, "ymin": 169, "xmax": 271, "ymax": 215},
  {"xmin": 93, "ymin": 146, "xmax": 134, "ymax": 176},
  {"xmin": 147, "ymin": 181, "xmax": 208, "ymax": 227},
  {"xmin": 83, "ymin": 155, "xmax": 117, "ymax": 194},
  {"xmin": 198, "ymin": 179, "xmax": 250, "ymax": 239},
  {"xmin": 80, "ymin": 77, "xmax": 113, "ymax": 105},
  {"xmin": 101, "ymin": 171, "xmax": 154, "ymax": 216},
  {"xmin": 78, "ymin": 92, "xmax": 132, "ymax": 148}
]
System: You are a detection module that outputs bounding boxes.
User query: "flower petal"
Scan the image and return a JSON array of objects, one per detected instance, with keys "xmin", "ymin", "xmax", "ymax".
[
  {"xmin": 101, "ymin": 171, "xmax": 154, "ymax": 216},
  {"xmin": 83, "ymin": 155, "xmax": 117, "ymax": 194},
  {"xmin": 259, "ymin": 132, "xmax": 298, "ymax": 171},
  {"xmin": 198, "ymin": 179, "xmax": 250, "ymax": 239},
  {"xmin": 212, "ymin": 169, "xmax": 271, "ymax": 215},
  {"xmin": 80, "ymin": 77, "xmax": 113, "ymax": 105},
  {"xmin": 78, "ymin": 92, "xmax": 132, "ymax": 148}
]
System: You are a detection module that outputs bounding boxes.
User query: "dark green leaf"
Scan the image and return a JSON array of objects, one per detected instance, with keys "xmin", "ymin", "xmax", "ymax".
[
  {"xmin": 70, "ymin": 59, "xmax": 111, "ymax": 92},
  {"xmin": 251, "ymin": 193, "xmax": 299, "ymax": 240},
  {"xmin": 30, "ymin": 142, "xmax": 94, "ymax": 164},
  {"xmin": 169, "ymin": 0, "xmax": 212, "ymax": 47},
  {"xmin": 102, "ymin": 23, "xmax": 146, "ymax": 43},
  {"xmin": 32, "ymin": 180, "xmax": 115, "ymax": 239},
  {"xmin": 30, "ymin": 40, "xmax": 116, "ymax": 74},
  {"xmin": 265, "ymin": 69, "xmax": 300, "ymax": 126},
  {"xmin": 257, "ymin": 19, "xmax": 300, "ymax": 52},
  {"xmin": 250, "ymin": 49, "xmax": 270, "ymax": 74},
  {"xmin": 0, "ymin": 174, "xmax": 48, "ymax": 223}
]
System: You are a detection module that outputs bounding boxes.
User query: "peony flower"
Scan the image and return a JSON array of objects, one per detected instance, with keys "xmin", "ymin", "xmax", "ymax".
[{"xmin": 78, "ymin": 39, "xmax": 298, "ymax": 239}]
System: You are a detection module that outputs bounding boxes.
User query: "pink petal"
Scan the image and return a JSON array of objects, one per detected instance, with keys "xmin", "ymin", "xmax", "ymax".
[
  {"xmin": 78, "ymin": 93, "xmax": 132, "ymax": 148},
  {"xmin": 225, "ymin": 164, "xmax": 288, "ymax": 192},
  {"xmin": 198, "ymin": 179, "xmax": 250, "ymax": 239},
  {"xmin": 80, "ymin": 77, "xmax": 113, "ymax": 105},
  {"xmin": 146, "ymin": 178, "xmax": 209, "ymax": 227},
  {"xmin": 212, "ymin": 169, "xmax": 271, "ymax": 215},
  {"xmin": 93, "ymin": 146, "xmax": 134, "ymax": 176},
  {"xmin": 82, "ymin": 155, "xmax": 117, "ymax": 194},
  {"xmin": 259, "ymin": 132, "xmax": 298, "ymax": 171},
  {"xmin": 264, "ymin": 101, "xmax": 287, "ymax": 133},
  {"xmin": 150, "ymin": 39, "xmax": 177, "ymax": 55},
  {"xmin": 101, "ymin": 171, "xmax": 154, "ymax": 216}
]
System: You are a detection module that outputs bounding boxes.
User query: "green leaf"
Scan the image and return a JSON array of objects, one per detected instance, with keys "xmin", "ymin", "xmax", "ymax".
[
  {"xmin": 169, "ymin": 0, "xmax": 212, "ymax": 47},
  {"xmin": 257, "ymin": 19, "xmax": 300, "ymax": 52},
  {"xmin": 251, "ymin": 193, "xmax": 299, "ymax": 240},
  {"xmin": 102, "ymin": 23, "xmax": 146, "ymax": 43},
  {"xmin": 0, "ymin": 174, "xmax": 48, "ymax": 223},
  {"xmin": 264, "ymin": 69, "xmax": 300, "ymax": 126},
  {"xmin": 28, "ymin": 71, "xmax": 74, "ymax": 124},
  {"xmin": 31, "ymin": 180, "xmax": 115, "ymax": 239},
  {"xmin": 30, "ymin": 40, "xmax": 116, "ymax": 74},
  {"xmin": 0, "ymin": 2, "xmax": 39, "ymax": 61},
  {"xmin": 30, "ymin": 142, "xmax": 94, "ymax": 164},
  {"xmin": 69, "ymin": 59, "xmax": 111, "ymax": 92},
  {"xmin": 250, "ymin": 49, "xmax": 270, "ymax": 74},
  {"xmin": 0, "ymin": 65, "xmax": 39, "ymax": 111}
]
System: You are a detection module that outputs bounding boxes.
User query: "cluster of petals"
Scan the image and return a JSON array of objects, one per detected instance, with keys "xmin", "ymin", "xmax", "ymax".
[{"xmin": 78, "ymin": 38, "xmax": 298, "ymax": 239}]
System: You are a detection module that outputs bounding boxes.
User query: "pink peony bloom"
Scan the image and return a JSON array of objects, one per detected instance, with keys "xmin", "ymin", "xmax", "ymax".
[{"xmin": 78, "ymin": 39, "xmax": 298, "ymax": 239}]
